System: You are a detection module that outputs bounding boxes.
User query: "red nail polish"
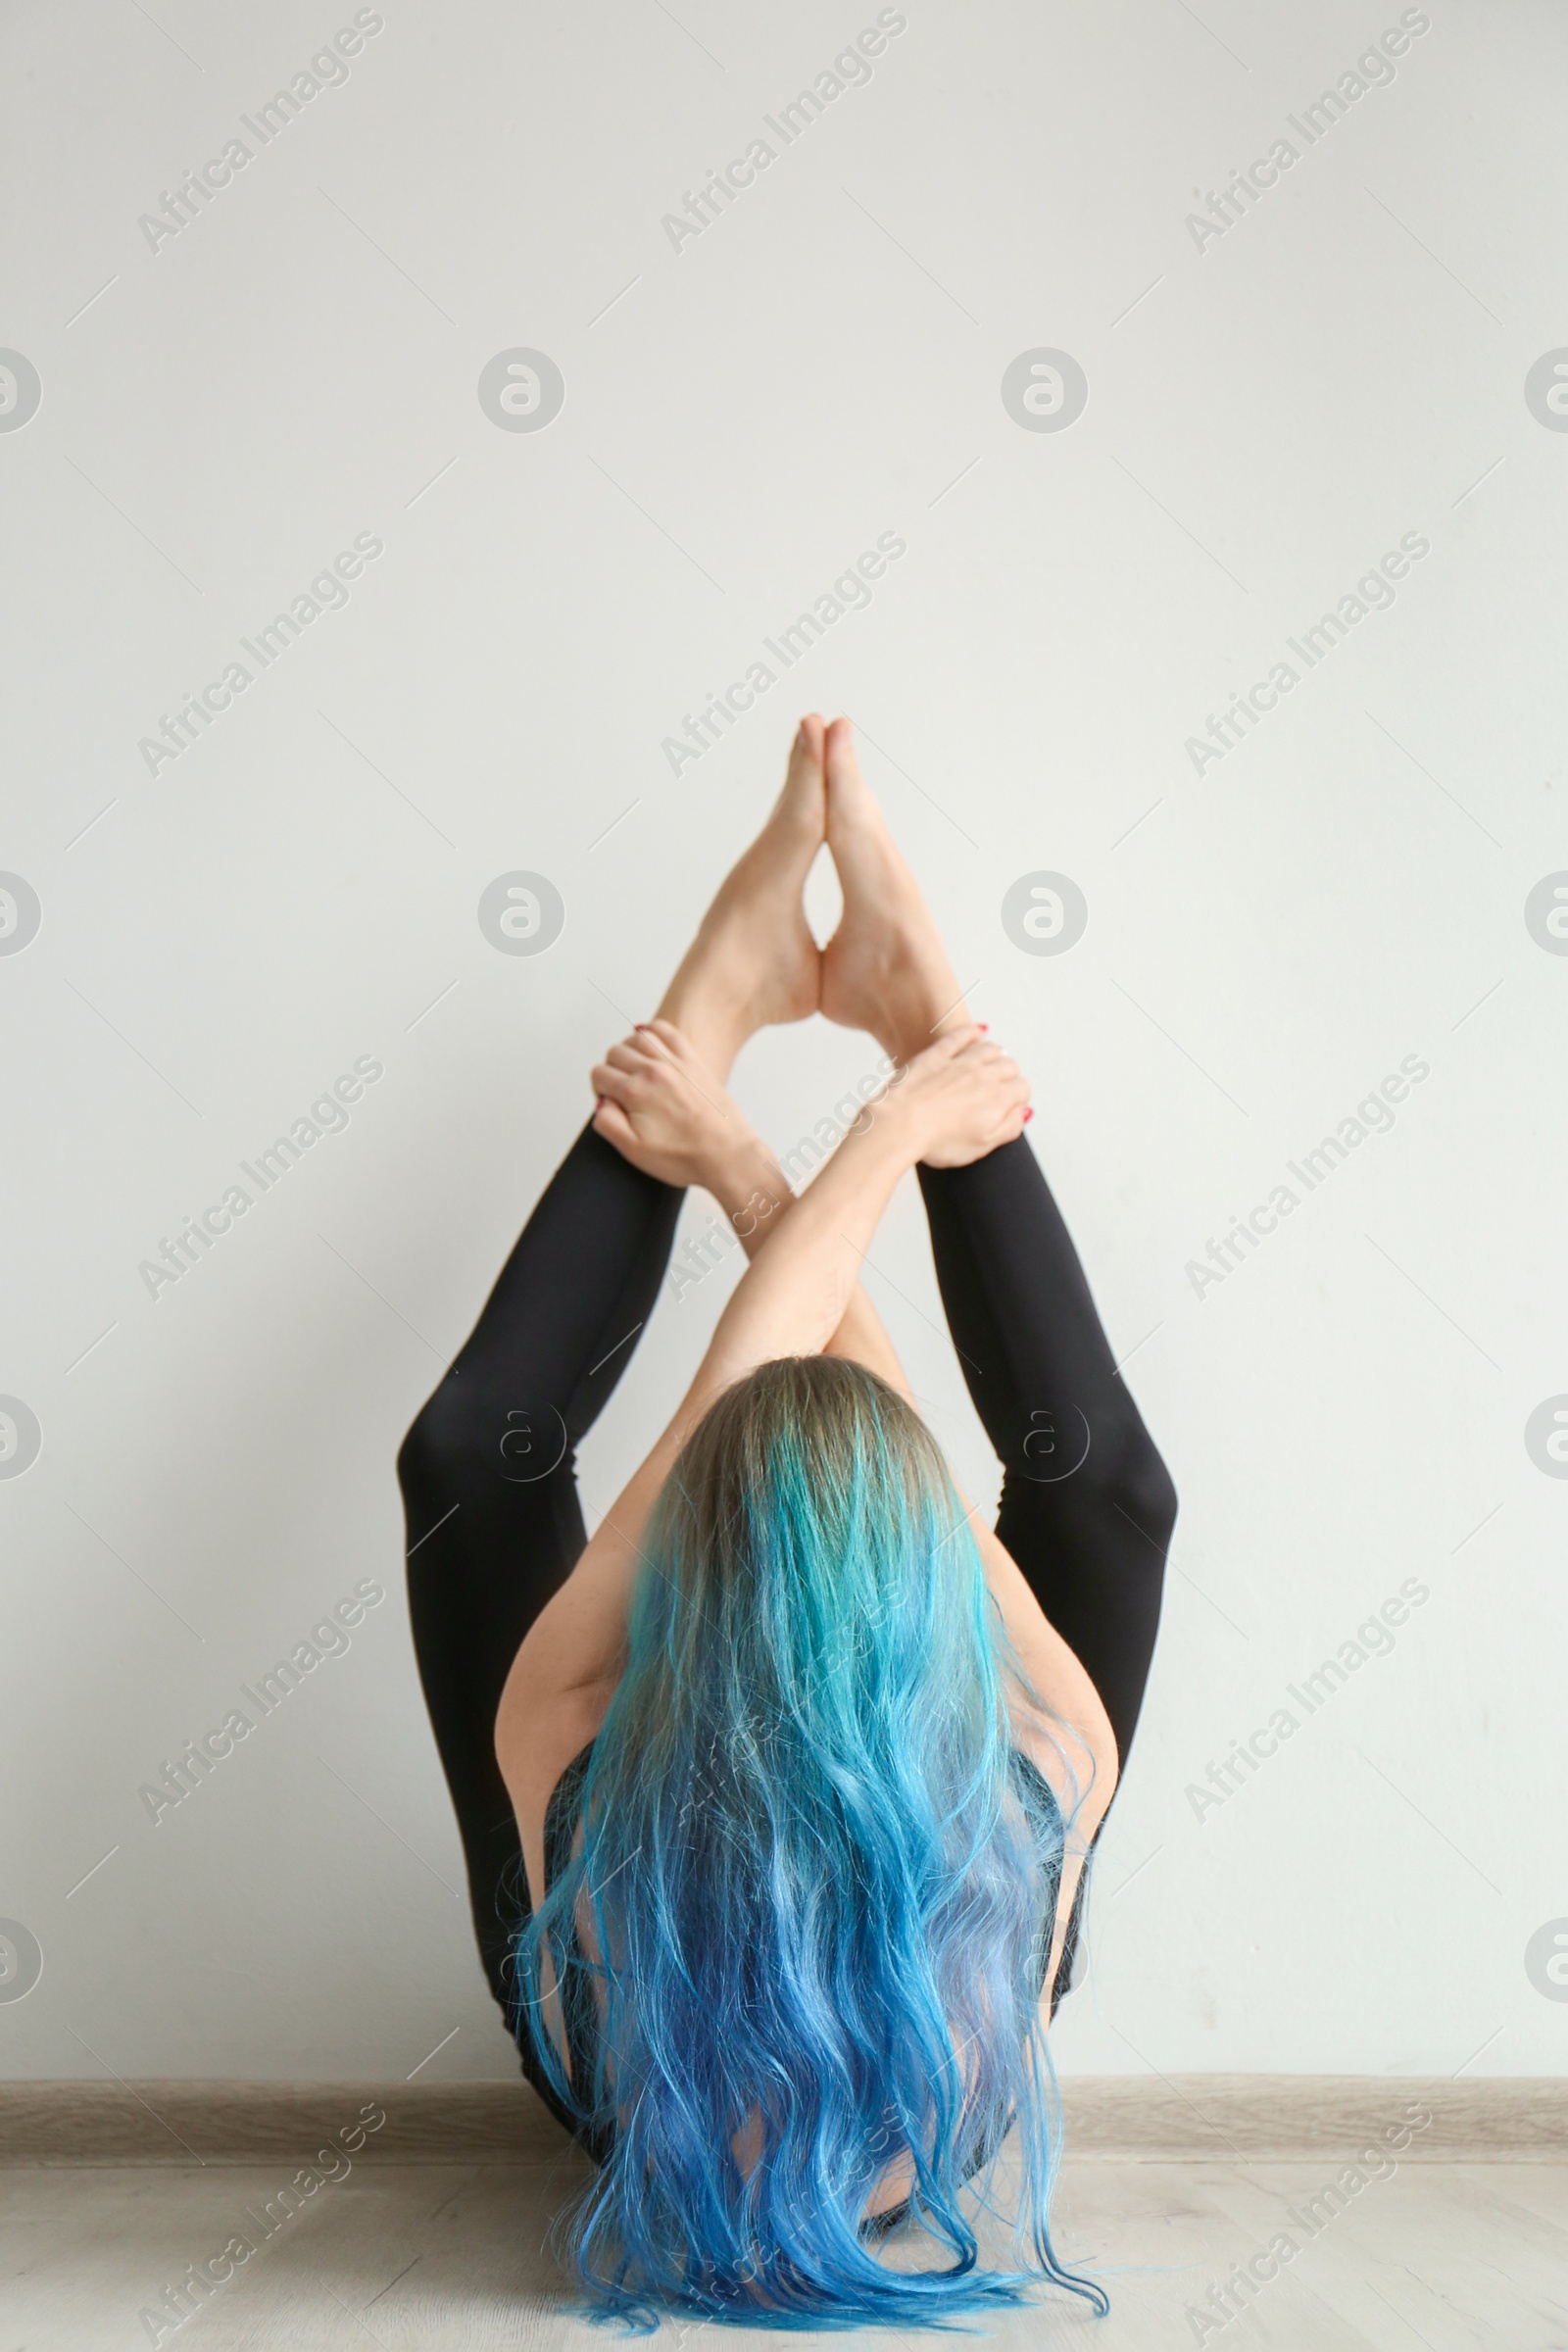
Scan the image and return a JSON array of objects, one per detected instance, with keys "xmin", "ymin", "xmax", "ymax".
[
  {"xmin": 1023, "ymin": 1107, "xmax": 1034, "ymax": 1122},
  {"xmin": 634, "ymin": 1023, "xmax": 650, "ymax": 1031},
  {"xmin": 978, "ymin": 1023, "xmax": 989, "ymax": 1032}
]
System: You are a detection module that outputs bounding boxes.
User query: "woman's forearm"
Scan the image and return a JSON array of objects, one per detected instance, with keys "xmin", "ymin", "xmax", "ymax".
[
  {"xmin": 694, "ymin": 1131, "xmax": 794, "ymax": 1264},
  {"xmin": 505, "ymin": 1110, "xmax": 918, "ymax": 1714},
  {"xmin": 696, "ymin": 1131, "xmax": 913, "ymax": 1397},
  {"xmin": 686, "ymin": 1108, "xmax": 917, "ymax": 1409},
  {"xmin": 504, "ymin": 1030, "xmax": 1013, "ymax": 1707}
]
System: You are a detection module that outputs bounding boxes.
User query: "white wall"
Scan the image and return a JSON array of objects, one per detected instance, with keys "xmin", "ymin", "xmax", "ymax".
[{"xmin": 3, "ymin": 0, "xmax": 1565, "ymax": 2086}]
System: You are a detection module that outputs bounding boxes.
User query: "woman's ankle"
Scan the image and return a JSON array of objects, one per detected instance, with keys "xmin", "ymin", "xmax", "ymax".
[
  {"xmin": 884, "ymin": 995, "xmax": 972, "ymax": 1068},
  {"xmin": 650, "ymin": 982, "xmax": 745, "ymax": 1084}
]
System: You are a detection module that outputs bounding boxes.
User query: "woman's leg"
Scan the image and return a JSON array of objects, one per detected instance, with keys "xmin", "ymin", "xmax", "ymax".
[
  {"xmin": 400, "ymin": 719, "xmax": 836, "ymax": 2016},
  {"xmin": 817, "ymin": 720, "xmax": 1176, "ymax": 1770},
  {"xmin": 399, "ymin": 1124, "xmax": 685, "ymax": 2010},
  {"xmin": 915, "ymin": 1144, "xmax": 1176, "ymax": 1768}
]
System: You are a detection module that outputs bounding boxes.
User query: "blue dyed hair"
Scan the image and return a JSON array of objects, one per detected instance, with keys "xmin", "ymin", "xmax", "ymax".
[{"xmin": 513, "ymin": 1354, "xmax": 1106, "ymax": 2329}]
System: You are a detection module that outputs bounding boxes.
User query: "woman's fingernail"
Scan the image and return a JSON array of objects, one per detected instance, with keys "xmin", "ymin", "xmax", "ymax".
[
  {"xmin": 978, "ymin": 1022, "xmax": 989, "ymax": 1032},
  {"xmin": 1022, "ymin": 1107, "xmax": 1034, "ymax": 1123},
  {"xmin": 595, "ymin": 1095, "xmax": 607, "ymax": 1108},
  {"xmin": 634, "ymin": 1023, "xmax": 650, "ymax": 1031}
]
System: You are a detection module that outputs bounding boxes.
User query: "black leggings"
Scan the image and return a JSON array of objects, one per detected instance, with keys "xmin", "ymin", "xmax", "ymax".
[{"xmin": 397, "ymin": 1120, "xmax": 1177, "ymax": 2030}]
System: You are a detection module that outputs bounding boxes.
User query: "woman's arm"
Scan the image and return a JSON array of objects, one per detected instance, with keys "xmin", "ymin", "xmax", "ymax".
[
  {"xmin": 496, "ymin": 1029, "xmax": 1027, "ymax": 1807},
  {"xmin": 698, "ymin": 1086, "xmax": 1115, "ymax": 1838},
  {"xmin": 683, "ymin": 1122, "xmax": 917, "ymax": 1401},
  {"xmin": 589, "ymin": 1015, "xmax": 918, "ymax": 1394},
  {"xmin": 705, "ymin": 1085, "xmax": 1120, "ymax": 1948},
  {"xmin": 502, "ymin": 1082, "xmax": 920, "ymax": 1716},
  {"xmin": 691, "ymin": 1082, "xmax": 1114, "ymax": 1835}
]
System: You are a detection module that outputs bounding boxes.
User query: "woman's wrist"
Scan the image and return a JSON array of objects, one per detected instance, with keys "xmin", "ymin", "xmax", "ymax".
[
  {"xmin": 852, "ymin": 1080, "xmax": 928, "ymax": 1174},
  {"xmin": 699, "ymin": 1133, "xmax": 793, "ymax": 1255},
  {"xmin": 787, "ymin": 1094, "xmax": 921, "ymax": 1239},
  {"xmin": 691, "ymin": 1083, "xmax": 923, "ymax": 1296}
]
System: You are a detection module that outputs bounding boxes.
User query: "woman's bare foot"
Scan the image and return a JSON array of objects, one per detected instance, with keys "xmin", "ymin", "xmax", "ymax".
[
  {"xmin": 652, "ymin": 719, "xmax": 828, "ymax": 1081},
  {"xmin": 818, "ymin": 718, "xmax": 972, "ymax": 1064}
]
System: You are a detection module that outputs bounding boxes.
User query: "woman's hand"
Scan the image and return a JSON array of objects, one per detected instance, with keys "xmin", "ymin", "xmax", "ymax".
[
  {"xmin": 889, "ymin": 1026, "xmax": 1031, "ymax": 1168},
  {"xmin": 590, "ymin": 1019, "xmax": 756, "ymax": 1193}
]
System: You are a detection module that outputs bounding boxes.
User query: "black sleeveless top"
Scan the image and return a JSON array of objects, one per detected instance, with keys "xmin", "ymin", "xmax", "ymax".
[{"xmin": 513, "ymin": 1743, "xmax": 1089, "ymax": 2205}]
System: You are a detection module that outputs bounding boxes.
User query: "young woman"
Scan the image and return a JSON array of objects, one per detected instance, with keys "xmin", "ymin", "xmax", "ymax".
[{"xmin": 397, "ymin": 716, "xmax": 1177, "ymax": 2328}]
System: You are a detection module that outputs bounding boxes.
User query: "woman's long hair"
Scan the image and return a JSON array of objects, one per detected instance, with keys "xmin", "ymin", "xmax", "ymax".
[{"xmin": 512, "ymin": 1355, "xmax": 1105, "ymax": 2329}]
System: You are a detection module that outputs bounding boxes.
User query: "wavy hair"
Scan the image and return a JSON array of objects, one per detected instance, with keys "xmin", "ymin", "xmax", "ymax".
[{"xmin": 512, "ymin": 1355, "xmax": 1105, "ymax": 2329}]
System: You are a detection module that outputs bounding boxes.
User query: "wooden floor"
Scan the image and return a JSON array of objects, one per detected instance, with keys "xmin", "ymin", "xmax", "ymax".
[
  {"xmin": 5, "ymin": 2084, "xmax": 1566, "ymax": 2350},
  {"xmin": 8, "ymin": 2155, "xmax": 1568, "ymax": 2349}
]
